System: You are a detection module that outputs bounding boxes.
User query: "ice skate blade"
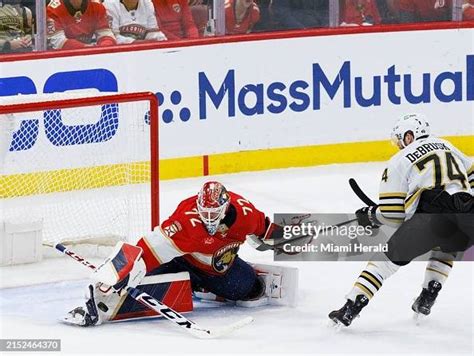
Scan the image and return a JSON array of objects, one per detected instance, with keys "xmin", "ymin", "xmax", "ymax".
[
  {"xmin": 61, "ymin": 316, "xmax": 86, "ymax": 327},
  {"xmin": 61, "ymin": 312, "xmax": 97, "ymax": 327},
  {"xmin": 413, "ymin": 312, "xmax": 427, "ymax": 326},
  {"xmin": 327, "ymin": 318, "xmax": 344, "ymax": 332}
]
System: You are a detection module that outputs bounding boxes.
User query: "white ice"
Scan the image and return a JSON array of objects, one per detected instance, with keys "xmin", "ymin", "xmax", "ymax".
[{"xmin": 1, "ymin": 162, "xmax": 473, "ymax": 355}]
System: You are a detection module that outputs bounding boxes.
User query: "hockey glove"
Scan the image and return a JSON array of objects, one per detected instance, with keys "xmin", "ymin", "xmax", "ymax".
[
  {"xmin": 261, "ymin": 217, "xmax": 284, "ymax": 243},
  {"xmin": 246, "ymin": 217, "xmax": 284, "ymax": 251},
  {"xmin": 261, "ymin": 214, "xmax": 315, "ymax": 243},
  {"xmin": 355, "ymin": 206, "xmax": 381, "ymax": 228}
]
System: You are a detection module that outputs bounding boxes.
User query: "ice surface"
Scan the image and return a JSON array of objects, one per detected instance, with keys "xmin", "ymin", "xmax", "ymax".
[{"xmin": 1, "ymin": 162, "xmax": 473, "ymax": 355}]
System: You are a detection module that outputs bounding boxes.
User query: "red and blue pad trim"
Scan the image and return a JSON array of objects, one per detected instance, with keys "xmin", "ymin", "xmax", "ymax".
[
  {"xmin": 111, "ymin": 272, "xmax": 193, "ymax": 321},
  {"xmin": 93, "ymin": 242, "xmax": 143, "ymax": 286}
]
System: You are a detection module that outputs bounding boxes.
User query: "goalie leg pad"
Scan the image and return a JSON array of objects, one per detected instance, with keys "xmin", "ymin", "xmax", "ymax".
[
  {"xmin": 110, "ymin": 271, "xmax": 193, "ymax": 322},
  {"xmin": 194, "ymin": 263, "xmax": 299, "ymax": 308},
  {"xmin": 64, "ymin": 272, "xmax": 193, "ymax": 326},
  {"xmin": 241, "ymin": 263, "xmax": 299, "ymax": 307}
]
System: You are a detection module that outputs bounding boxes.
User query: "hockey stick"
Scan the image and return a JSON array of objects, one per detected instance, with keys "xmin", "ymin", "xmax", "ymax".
[
  {"xmin": 50, "ymin": 242, "xmax": 253, "ymax": 339},
  {"xmin": 349, "ymin": 178, "xmax": 376, "ymax": 206}
]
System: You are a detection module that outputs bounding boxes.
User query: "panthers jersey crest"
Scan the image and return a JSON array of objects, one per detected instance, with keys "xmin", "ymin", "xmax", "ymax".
[{"xmin": 212, "ymin": 242, "xmax": 240, "ymax": 273}]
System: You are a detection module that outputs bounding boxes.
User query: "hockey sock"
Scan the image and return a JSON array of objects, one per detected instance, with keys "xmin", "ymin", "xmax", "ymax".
[
  {"xmin": 422, "ymin": 250, "xmax": 454, "ymax": 289},
  {"xmin": 346, "ymin": 257, "xmax": 400, "ymax": 301}
]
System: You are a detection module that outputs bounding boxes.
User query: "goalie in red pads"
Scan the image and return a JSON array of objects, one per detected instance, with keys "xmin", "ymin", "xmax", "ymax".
[
  {"xmin": 138, "ymin": 181, "xmax": 274, "ymax": 301},
  {"xmin": 65, "ymin": 181, "xmax": 296, "ymax": 326}
]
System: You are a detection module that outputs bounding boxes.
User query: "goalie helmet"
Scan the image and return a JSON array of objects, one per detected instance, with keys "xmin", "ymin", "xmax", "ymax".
[
  {"xmin": 391, "ymin": 113, "xmax": 430, "ymax": 148},
  {"xmin": 197, "ymin": 181, "xmax": 230, "ymax": 235}
]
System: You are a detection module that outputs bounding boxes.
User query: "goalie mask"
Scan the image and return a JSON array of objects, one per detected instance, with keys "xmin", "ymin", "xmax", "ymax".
[
  {"xmin": 197, "ymin": 181, "xmax": 230, "ymax": 235},
  {"xmin": 391, "ymin": 113, "xmax": 430, "ymax": 149}
]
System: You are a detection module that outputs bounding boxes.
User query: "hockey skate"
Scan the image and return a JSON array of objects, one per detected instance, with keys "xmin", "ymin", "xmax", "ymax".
[
  {"xmin": 412, "ymin": 280, "xmax": 442, "ymax": 321},
  {"xmin": 328, "ymin": 294, "xmax": 369, "ymax": 328},
  {"xmin": 63, "ymin": 284, "xmax": 103, "ymax": 327}
]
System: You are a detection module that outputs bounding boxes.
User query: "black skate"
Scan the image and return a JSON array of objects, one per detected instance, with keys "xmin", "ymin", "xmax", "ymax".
[
  {"xmin": 328, "ymin": 294, "xmax": 369, "ymax": 327},
  {"xmin": 412, "ymin": 280, "xmax": 442, "ymax": 316},
  {"xmin": 63, "ymin": 284, "xmax": 101, "ymax": 327}
]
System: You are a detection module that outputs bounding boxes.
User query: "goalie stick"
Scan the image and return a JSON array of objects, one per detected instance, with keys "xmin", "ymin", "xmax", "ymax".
[
  {"xmin": 349, "ymin": 178, "xmax": 376, "ymax": 206},
  {"xmin": 48, "ymin": 242, "xmax": 254, "ymax": 339}
]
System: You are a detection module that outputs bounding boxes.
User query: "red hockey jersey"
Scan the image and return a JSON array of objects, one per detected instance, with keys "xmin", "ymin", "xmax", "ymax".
[
  {"xmin": 47, "ymin": 0, "xmax": 116, "ymax": 49},
  {"xmin": 464, "ymin": 2, "xmax": 474, "ymax": 21},
  {"xmin": 225, "ymin": 0, "xmax": 260, "ymax": 35},
  {"xmin": 340, "ymin": 0, "xmax": 381, "ymax": 25},
  {"xmin": 397, "ymin": 0, "xmax": 452, "ymax": 22},
  {"xmin": 138, "ymin": 192, "xmax": 268, "ymax": 275},
  {"xmin": 151, "ymin": 0, "xmax": 199, "ymax": 40}
]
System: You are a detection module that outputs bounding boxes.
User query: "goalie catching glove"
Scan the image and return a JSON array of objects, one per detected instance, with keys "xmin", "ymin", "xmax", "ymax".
[
  {"xmin": 247, "ymin": 215, "xmax": 317, "ymax": 254},
  {"xmin": 246, "ymin": 217, "xmax": 283, "ymax": 251}
]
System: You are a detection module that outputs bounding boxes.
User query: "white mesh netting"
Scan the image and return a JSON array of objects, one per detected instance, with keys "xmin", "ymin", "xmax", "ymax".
[{"xmin": 0, "ymin": 92, "xmax": 158, "ymax": 256}]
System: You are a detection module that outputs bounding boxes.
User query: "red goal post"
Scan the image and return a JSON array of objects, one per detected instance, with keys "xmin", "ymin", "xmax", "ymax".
[{"xmin": 0, "ymin": 91, "xmax": 159, "ymax": 254}]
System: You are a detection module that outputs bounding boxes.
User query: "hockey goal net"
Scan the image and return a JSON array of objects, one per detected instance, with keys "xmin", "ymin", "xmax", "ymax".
[{"xmin": 0, "ymin": 92, "xmax": 159, "ymax": 260}]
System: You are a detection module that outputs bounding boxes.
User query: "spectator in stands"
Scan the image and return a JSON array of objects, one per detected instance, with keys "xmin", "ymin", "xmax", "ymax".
[
  {"xmin": 20, "ymin": 0, "xmax": 35, "ymax": 17},
  {"xmin": 271, "ymin": 0, "xmax": 329, "ymax": 30},
  {"xmin": 375, "ymin": 0, "xmax": 400, "ymax": 23},
  {"xmin": 340, "ymin": 0, "xmax": 381, "ymax": 26},
  {"xmin": 103, "ymin": 0, "xmax": 167, "ymax": 44},
  {"xmin": 47, "ymin": 0, "xmax": 116, "ymax": 49},
  {"xmin": 151, "ymin": 0, "xmax": 199, "ymax": 40},
  {"xmin": 464, "ymin": 0, "xmax": 474, "ymax": 20},
  {"xmin": 0, "ymin": 0, "xmax": 33, "ymax": 53},
  {"xmin": 398, "ymin": 0, "xmax": 452, "ymax": 23},
  {"xmin": 252, "ymin": 0, "xmax": 275, "ymax": 32},
  {"xmin": 189, "ymin": 0, "xmax": 209, "ymax": 36},
  {"xmin": 225, "ymin": 0, "xmax": 260, "ymax": 35}
]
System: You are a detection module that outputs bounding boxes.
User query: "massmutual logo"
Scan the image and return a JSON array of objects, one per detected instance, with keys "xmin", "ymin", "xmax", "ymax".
[
  {"xmin": 154, "ymin": 90, "xmax": 191, "ymax": 123},
  {"xmin": 158, "ymin": 54, "xmax": 474, "ymax": 123},
  {"xmin": 3, "ymin": 55, "xmax": 473, "ymax": 150}
]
